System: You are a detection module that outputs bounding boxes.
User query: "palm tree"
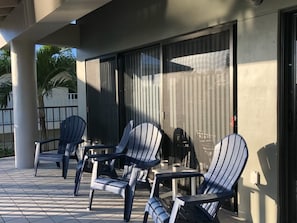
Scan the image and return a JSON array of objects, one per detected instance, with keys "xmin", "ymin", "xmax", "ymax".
[
  {"xmin": 0, "ymin": 45, "xmax": 77, "ymax": 140},
  {"xmin": 36, "ymin": 46, "xmax": 77, "ymax": 140},
  {"xmin": 0, "ymin": 50, "xmax": 12, "ymax": 107}
]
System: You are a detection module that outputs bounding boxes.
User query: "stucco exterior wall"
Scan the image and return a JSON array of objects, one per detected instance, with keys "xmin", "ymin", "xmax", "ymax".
[
  {"xmin": 76, "ymin": 1, "xmax": 297, "ymax": 222},
  {"xmin": 237, "ymin": 12, "xmax": 278, "ymax": 222},
  {"xmin": 76, "ymin": 60, "xmax": 88, "ymax": 134}
]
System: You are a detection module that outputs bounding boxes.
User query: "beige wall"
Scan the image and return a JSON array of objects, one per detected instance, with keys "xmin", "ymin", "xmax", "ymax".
[
  {"xmin": 76, "ymin": 1, "xmax": 297, "ymax": 222},
  {"xmin": 237, "ymin": 12, "xmax": 278, "ymax": 222}
]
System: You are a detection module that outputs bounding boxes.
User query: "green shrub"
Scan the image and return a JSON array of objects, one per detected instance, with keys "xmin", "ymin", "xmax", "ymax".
[{"xmin": 0, "ymin": 147, "xmax": 14, "ymax": 158}]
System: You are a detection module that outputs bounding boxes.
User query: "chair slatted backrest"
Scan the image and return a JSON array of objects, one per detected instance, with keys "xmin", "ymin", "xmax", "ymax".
[
  {"xmin": 58, "ymin": 115, "xmax": 86, "ymax": 154},
  {"xmin": 109, "ymin": 120, "xmax": 134, "ymax": 169},
  {"xmin": 198, "ymin": 134, "xmax": 248, "ymax": 218},
  {"xmin": 114, "ymin": 120, "xmax": 134, "ymax": 153},
  {"xmin": 126, "ymin": 123, "xmax": 162, "ymax": 162},
  {"xmin": 123, "ymin": 122, "xmax": 162, "ymax": 181}
]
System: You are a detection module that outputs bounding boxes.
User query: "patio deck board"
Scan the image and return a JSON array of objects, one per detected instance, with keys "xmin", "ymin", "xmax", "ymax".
[
  {"xmin": 0, "ymin": 157, "xmax": 152, "ymax": 223},
  {"xmin": 0, "ymin": 157, "xmax": 245, "ymax": 223}
]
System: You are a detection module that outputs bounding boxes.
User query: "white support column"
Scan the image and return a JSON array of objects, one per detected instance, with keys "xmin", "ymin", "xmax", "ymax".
[{"xmin": 11, "ymin": 40, "xmax": 38, "ymax": 168}]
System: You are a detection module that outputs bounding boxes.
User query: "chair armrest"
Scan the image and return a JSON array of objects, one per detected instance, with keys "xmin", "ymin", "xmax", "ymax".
[
  {"xmin": 34, "ymin": 138, "xmax": 60, "ymax": 153},
  {"xmin": 155, "ymin": 171, "xmax": 204, "ymax": 181},
  {"xmin": 90, "ymin": 153, "xmax": 124, "ymax": 162},
  {"xmin": 34, "ymin": 138, "xmax": 60, "ymax": 165},
  {"xmin": 83, "ymin": 144, "xmax": 117, "ymax": 157},
  {"xmin": 35, "ymin": 138, "xmax": 60, "ymax": 145},
  {"xmin": 133, "ymin": 159, "xmax": 160, "ymax": 169},
  {"xmin": 177, "ymin": 190, "xmax": 234, "ymax": 205},
  {"xmin": 165, "ymin": 191, "xmax": 235, "ymax": 222},
  {"xmin": 150, "ymin": 171, "xmax": 204, "ymax": 198},
  {"xmin": 85, "ymin": 144, "xmax": 116, "ymax": 150}
]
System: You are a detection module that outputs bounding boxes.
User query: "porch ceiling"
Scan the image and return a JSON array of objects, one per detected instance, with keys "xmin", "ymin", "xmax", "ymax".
[
  {"xmin": 0, "ymin": 0, "xmax": 112, "ymax": 48},
  {"xmin": 0, "ymin": 0, "xmax": 20, "ymax": 22}
]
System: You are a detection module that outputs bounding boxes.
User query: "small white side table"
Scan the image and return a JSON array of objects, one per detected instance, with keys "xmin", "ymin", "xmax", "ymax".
[{"xmin": 152, "ymin": 163, "xmax": 198, "ymax": 200}]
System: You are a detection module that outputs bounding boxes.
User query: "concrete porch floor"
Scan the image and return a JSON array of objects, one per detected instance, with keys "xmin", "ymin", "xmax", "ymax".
[{"xmin": 0, "ymin": 156, "xmax": 247, "ymax": 223}]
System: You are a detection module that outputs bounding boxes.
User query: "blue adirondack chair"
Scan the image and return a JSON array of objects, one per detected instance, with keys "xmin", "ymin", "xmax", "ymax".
[
  {"xmin": 87, "ymin": 122, "xmax": 163, "ymax": 222},
  {"xmin": 73, "ymin": 120, "xmax": 133, "ymax": 196},
  {"xmin": 34, "ymin": 115, "xmax": 86, "ymax": 179},
  {"xmin": 143, "ymin": 133, "xmax": 248, "ymax": 223}
]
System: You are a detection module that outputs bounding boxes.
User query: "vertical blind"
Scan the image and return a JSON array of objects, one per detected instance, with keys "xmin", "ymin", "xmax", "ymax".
[
  {"xmin": 122, "ymin": 46, "xmax": 161, "ymax": 125},
  {"xmin": 163, "ymin": 30, "xmax": 233, "ymax": 166},
  {"xmin": 119, "ymin": 29, "xmax": 233, "ymax": 166},
  {"xmin": 99, "ymin": 59, "xmax": 119, "ymax": 143},
  {"xmin": 86, "ymin": 58, "xmax": 119, "ymax": 144}
]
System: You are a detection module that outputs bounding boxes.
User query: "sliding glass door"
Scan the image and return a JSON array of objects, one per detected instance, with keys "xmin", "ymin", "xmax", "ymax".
[
  {"xmin": 86, "ymin": 57, "xmax": 119, "ymax": 144},
  {"xmin": 162, "ymin": 28, "xmax": 235, "ymax": 169},
  {"xmin": 279, "ymin": 10, "xmax": 297, "ymax": 223},
  {"xmin": 121, "ymin": 46, "xmax": 161, "ymax": 125},
  {"xmin": 87, "ymin": 23, "xmax": 237, "ymax": 210}
]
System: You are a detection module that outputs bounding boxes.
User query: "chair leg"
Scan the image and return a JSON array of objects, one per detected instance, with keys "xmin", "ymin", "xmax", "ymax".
[
  {"xmin": 143, "ymin": 211, "xmax": 149, "ymax": 223},
  {"xmin": 74, "ymin": 159, "xmax": 85, "ymax": 196},
  {"xmin": 34, "ymin": 143, "xmax": 40, "ymax": 177},
  {"xmin": 87, "ymin": 189, "xmax": 94, "ymax": 211},
  {"xmin": 34, "ymin": 162, "xmax": 39, "ymax": 177},
  {"xmin": 74, "ymin": 152, "xmax": 79, "ymax": 161},
  {"xmin": 62, "ymin": 158, "xmax": 66, "ymax": 179},
  {"xmin": 74, "ymin": 169, "xmax": 81, "ymax": 196},
  {"xmin": 145, "ymin": 178, "xmax": 151, "ymax": 192},
  {"xmin": 63, "ymin": 156, "xmax": 70, "ymax": 179},
  {"xmin": 124, "ymin": 189, "xmax": 134, "ymax": 222}
]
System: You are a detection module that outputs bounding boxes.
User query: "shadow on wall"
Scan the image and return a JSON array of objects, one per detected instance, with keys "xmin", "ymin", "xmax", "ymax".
[
  {"xmin": 257, "ymin": 143, "xmax": 278, "ymax": 221},
  {"xmin": 170, "ymin": 128, "xmax": 199, "ymax": 169},
  {"xmin": 162, "ymin": 127, "xmax": 218, "ymax": 173},
  {"xmin": 86, "ymin": 84, "xmax": 120, "ymax": 144},
  {"xmin": 161, "ymin": 127, "xmax": 215, "ymax": 173},
  {"xmin": 239, "ymin": 143, "xmax": 278, "ymax": 222}
]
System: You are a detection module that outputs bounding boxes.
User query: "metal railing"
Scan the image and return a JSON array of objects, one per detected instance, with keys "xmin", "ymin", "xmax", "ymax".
[{"xmin": 0, "ymin": 106, "xmax": 78, "ymax": 158}]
